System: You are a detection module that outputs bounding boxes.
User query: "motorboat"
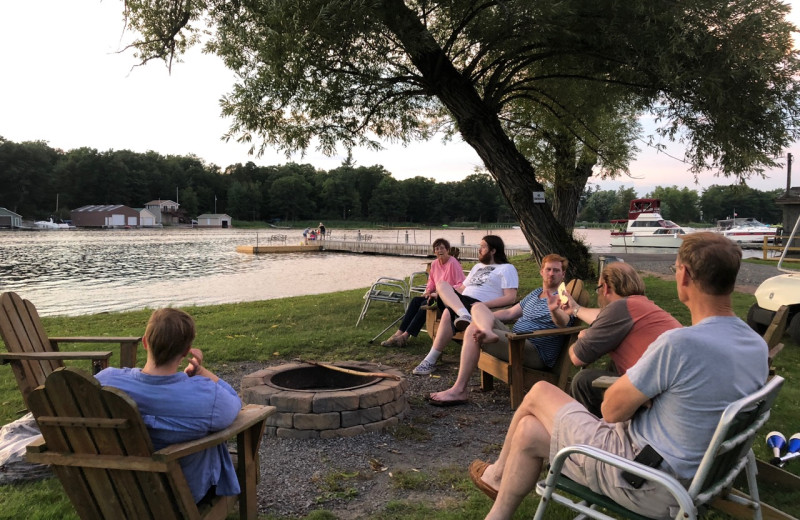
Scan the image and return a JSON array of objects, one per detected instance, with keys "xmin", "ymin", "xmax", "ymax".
[
  {"xmin": 714, "ymin": 217, "xmax": 776, "ymax": 244},
  {"xmin": 34, "ymin": 218, "xmax": 72, "ymax": 230},
  {"xmin": 610, "ymin": 199, "xmax": 693, "ymax": 248}
]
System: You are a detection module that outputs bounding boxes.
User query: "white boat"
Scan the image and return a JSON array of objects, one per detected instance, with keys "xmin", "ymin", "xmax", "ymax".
[
  {"xmin": 714, "ymin": 217, "xmax": 776, "ymax": 244},
  {"xmin": 34, "ymin": 218, "xmax": 73, "ymax": 230},
  {"xmin": 610, "ymin": 199, "xmax": 693, "ymax": 248}
]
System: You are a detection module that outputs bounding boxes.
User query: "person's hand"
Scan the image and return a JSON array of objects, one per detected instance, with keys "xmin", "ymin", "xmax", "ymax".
[
  {"xmin": 184, "ymin": 348, "xmax": 204, "ymax": 377},
  {"xmin": 560, "ymin": 291, "xmax": 577, "ymax": 314},
  {"xmin": 546, "ymin": 290, "xmax": 562, "ymax": 312}
]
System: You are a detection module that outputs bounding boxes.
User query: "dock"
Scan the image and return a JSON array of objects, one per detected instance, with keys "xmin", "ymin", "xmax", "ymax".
[{"xmin": 236, "ymin": 239, "xmax": 532, "ymax": 261}]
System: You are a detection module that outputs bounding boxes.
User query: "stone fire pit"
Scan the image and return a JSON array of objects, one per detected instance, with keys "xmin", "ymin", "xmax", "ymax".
[{"xmin": 241, "ymin": 361, "xmax": 408, "ymax": 439}]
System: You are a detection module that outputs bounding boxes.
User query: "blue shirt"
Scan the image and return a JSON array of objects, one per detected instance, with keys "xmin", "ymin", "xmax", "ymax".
[
  {"xmin": 95, "ymin": 367, "xmax": 242, "ymax": 502},
  {"xmin": 512, "ymin": 288, "xmax": 573, "ymax": 368}
]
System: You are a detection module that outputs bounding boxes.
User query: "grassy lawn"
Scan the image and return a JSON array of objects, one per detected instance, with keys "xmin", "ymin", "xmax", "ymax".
[{"xmin": 1, "ymin": 255, "xmax": 798, "ymax": 519}]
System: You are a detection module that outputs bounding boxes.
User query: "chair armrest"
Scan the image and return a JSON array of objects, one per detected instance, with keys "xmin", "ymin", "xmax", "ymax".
[
  {"xmin": 0, "ymin": 351, "xmax": 112, "ymax": 363},
  {"xmin": 545, "ymin": 444, "xmax": 695, "ymax": 516},
  {"xmin": 591, "ymin": 376, "xmax": 619, "ymax": 389},
  {"xmin": 49, "ymin": 336, "xmax": 142, "ymax": 368},
  {"xmin": 506, "ymin": 325, "xmax": 584, "ymax": 341},
  {"xmin": 154, "ymin": 405, "xmax": 276, "ymax": 461}
]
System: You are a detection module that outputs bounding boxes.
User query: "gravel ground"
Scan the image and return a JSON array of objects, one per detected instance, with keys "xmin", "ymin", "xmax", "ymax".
[{"xmin": 213, "ymin": 254, "xmax": 781, "ymax": 519}]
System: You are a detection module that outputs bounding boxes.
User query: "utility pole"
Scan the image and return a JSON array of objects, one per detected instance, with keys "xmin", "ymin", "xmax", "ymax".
[{"xmin": 787, "ymin": 152, "xmax": 793, "ymax": 196}]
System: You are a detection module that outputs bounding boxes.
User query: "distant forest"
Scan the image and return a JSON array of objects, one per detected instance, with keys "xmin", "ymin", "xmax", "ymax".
[{"xmin": 0, "ymin": 137, "xmax": 786, "ymax": 225}]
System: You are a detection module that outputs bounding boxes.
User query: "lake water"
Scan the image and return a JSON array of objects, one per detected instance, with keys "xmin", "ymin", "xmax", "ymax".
[{"xmin": 0, "ymin": 226, "xmax": 748, "ymax": 317}]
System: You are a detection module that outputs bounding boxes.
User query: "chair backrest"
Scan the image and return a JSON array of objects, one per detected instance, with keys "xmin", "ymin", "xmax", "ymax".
[
  {"xmin": 27, "ymin": 367, "xmax": 200, "ymax": 519},
  {"xmin": 688, "ymin": 376, "xmax": 784, "ymax": 504},
  {"xmin": 0, "ymin": 292, "xmax": 61, "ymax": 404}
]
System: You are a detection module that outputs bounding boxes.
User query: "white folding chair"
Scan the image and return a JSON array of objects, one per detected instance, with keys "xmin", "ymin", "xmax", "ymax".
[{"xmin": 534, "ymin": 376, "xmax": 784, "ymax": 520}]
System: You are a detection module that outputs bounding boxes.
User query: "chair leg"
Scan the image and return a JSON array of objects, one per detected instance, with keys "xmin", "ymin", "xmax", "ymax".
[
  {"xmin": 744, "ymin": 450, "xmax": 763, "ymax": 520},
  {"xmin": 356, "ymin": 295, "xmax": 372, "ymax": 327},
  {"xmin": 369, "ymin": 315, "xmax": 404, "ymax": 344}
]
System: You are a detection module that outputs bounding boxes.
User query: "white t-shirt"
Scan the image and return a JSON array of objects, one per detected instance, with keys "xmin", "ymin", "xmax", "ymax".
[{"xmin": 461, "ymin": 262, "xmax": 519, "ymax": 302}]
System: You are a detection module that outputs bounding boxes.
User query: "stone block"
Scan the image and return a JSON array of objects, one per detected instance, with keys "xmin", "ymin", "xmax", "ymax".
[
  {"xmin": 363, "ymin": 416, "xmax": 399, "ymax": 433},
  {"xmin": 341, "ymin": 406, "xmax": 383, "ymax": 427},
  {"xmin": 276, "ymin": 427, "xmax": 319, "ymax": 439},
  {"xmin": 240, "ymin": 368, "xmax": 272, "ymax": 389},
  {"xmin": 293, "ymin": 412, "xmax": 340, "ymax": 430},
  {"xmin": 382, "ymin": 396, "xmax": 408, "ymax": 419},
  {"xmin": 312, "ymin": 390, "xmax": 359, "ymax": 413},
  {"xmin": 320, "ymin": 425, "xmax": 365, "ymax": 439},
  {"xmin": 265, "ymin": 411, "xmax": 294, "ymax": 428},
  {"xmin": 241, "ymin": 385, "xmax": 279, "ymax": 406},
  {"xmin": 359, "ymin": 386, "xmax": 395, "ymax": 408},
  {"xmin": 271, "ymin": 391, "xmax": 313, "ymax": 413}
]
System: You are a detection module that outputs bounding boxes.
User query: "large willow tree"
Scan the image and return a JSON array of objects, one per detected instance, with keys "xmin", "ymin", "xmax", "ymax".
[{"xmin": 122, "ymin": 0, "xmax": 800, "ymax": 277}]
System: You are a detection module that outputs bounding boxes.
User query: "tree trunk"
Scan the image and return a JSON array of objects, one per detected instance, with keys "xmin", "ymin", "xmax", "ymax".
[{"xmin": 379, "ymin": 0, "xmax": 593, "ymax": 279}]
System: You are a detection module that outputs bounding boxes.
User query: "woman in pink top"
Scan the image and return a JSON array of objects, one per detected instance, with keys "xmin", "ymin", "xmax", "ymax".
[{"xmin": 381, "ymin": 238, "xmax": 465, "ymax": 347}]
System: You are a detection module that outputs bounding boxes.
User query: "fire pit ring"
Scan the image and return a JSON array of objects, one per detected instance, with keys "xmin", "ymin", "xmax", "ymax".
[{"xmin": 241, "ymin": 361, "xmax": 408, "ymax": 439}]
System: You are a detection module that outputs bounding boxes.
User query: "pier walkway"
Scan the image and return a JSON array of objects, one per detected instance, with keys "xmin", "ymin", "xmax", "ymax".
[{"xmin": 236, "ymin": 239, "xmax": 532, "ymax": 261}]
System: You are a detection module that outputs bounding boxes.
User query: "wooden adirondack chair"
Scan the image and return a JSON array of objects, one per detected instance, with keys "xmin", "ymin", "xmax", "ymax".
[
  {"xmin": 477, "ymin": 279, "xmax": 591, "ymax": 409},
  {"xmin": 0, "ymin": 291, "xmax": 141, "ymax": 410},
  {"xmin": 26, "ymin": 367, "xmax": 275, "ymax": 520}
]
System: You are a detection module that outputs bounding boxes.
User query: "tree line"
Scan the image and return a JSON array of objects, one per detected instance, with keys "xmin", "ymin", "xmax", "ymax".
[
  {"xmin": 0, "ymin": 137, "xmax": 785, "ymax": 227},
  {"xmin": 0, "ymin": 138, "xmax": 512, "ymax": 224}
]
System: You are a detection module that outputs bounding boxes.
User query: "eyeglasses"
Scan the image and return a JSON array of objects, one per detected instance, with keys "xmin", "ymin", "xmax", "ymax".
[
  {"xmin": 595, "ymin": 283, "xmax": 604, "ymax": 292},
  {"xmin": 670, "ymin": 263, "xmax": 692, "ymax": 278}
]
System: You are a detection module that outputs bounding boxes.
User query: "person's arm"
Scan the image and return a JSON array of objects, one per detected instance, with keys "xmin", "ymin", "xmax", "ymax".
[
  {"xmin": 570, "ymin": 300, "xmax": 634, "ymax": 367},
  {"xmin": 546, "ymin": 290, "xmax": 571, "ymax": 327},
  {"xmin": 184, "ymin": 348, "xmax": 221, "ymax": 382},
  {"xmin": 481, "ymin": 287, "xmax": 517, "ymax": 309},
  {"xmin": 492, "ymin": 302, "xmax": 523, "ymax": 322},
  {"xmin": 601, "ymin": 374, "xmax": 650, "ymax": 423},
  {"xmin": 562, "ymin": 291, "xmax": 601, "ymax": 324}
]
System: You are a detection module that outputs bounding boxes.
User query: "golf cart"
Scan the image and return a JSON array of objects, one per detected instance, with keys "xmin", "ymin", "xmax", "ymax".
[{"xmin": 747, "ymin": 215, "xmax": 800, "ymax": 344}]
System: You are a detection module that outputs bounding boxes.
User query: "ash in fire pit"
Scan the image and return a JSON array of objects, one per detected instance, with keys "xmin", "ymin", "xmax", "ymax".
[{"xmin": 241, "ymin": 361, "xmax": 408, "ymax": 439}]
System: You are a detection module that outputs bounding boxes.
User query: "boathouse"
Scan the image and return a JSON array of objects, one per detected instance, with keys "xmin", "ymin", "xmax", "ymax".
[
  {"xmin": 71, "ymin": 205, "xmax": 140, "ymax": 228},
  {"xmin": 0, "ymin": 207, "xmax": 22, "ymax": 228},
  {"xmin": 196, "ymin": 213, "xmax": 233, "ymax": 228},
  {"xmin": 137, "ymin": 207, "xmax": 158, "ymax": 227},
  {"xmin": 144, "ymin": 199, "xmax": 182, "ymax": 225}
]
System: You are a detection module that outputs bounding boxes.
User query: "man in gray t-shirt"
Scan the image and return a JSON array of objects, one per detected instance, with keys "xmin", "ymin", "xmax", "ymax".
[{"xmin": 471, "ymin": 233, "xmax": 768, "ymax": 520}]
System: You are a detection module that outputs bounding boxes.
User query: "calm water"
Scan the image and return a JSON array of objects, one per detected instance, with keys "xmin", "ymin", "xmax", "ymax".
[{"xmin": 0, "ymin": 226, "xmax": 732, "ymax": 317}]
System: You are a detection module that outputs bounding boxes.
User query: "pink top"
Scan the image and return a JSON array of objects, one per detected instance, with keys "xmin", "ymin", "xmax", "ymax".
[{"xmin": 426, "ymin": 255, "xmax": 465, "ymax": 294}]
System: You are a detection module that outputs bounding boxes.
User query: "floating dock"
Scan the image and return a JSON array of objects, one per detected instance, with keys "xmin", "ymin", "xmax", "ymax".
[{"xmin": 236, "ymin": 240, "xmax": 531, "ymax": 261}]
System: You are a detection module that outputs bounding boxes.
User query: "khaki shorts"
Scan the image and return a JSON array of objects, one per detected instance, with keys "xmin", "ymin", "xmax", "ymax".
[
  {"xmin": 480, "ymin": 320, "xmax": 547, "ymax": 369},
  {"xmin": 550, "ymin": 402, "xmax": 680, "ymax": 519}
]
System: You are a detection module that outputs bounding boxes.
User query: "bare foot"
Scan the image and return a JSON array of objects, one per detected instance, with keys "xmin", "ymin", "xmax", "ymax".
[
  {"xmin": 429, "ymin": 388, "xmax": 469, "ymax": 403},
  {"xmin": 473, "ymin": 327, "xmax": 499, "ymax": 344},
  {"xmin": 482, "ymin": 462, "xmax": 502, "ymax": 490}
]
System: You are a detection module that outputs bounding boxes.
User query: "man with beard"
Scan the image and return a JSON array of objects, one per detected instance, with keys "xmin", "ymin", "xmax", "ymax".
[
  {"xmin": 412, "ymin": 235, "xmax": 518, "ymax": 375},
  {"xmin": 561, "ymin": 261, "xmax": 681, "ymax": 416},
  {"xmin": 426, "ymin": 254, "xmax": 573, "ymax": 405}
]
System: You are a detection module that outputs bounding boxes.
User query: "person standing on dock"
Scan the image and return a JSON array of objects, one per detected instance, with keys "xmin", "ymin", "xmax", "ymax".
[
  {"xmin": 318, "ymin": 222, "xmax": 326, "ymax": 240},
  {"xmin": 412, "ymin": 235, "xmax": 518, "ymax": 375},
  {"xmin": 302, "ymin": 227, "xmax": 310, "ymax": 245},
  {"xmin": 382, "ymin": 238, "xmax": 465, "ymax": 348}
]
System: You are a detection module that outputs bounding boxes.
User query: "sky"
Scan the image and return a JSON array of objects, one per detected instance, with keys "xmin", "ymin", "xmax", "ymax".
[{"xmin": 1, "ymin": 1, "xmax": 799, "ymax": 197}]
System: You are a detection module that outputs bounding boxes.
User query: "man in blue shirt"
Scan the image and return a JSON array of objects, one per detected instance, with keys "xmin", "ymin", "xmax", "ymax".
[
  {"xmin": 427, "ymin": 253, "xmax": 573, "ymax": 406},
  {"xmin": 96, "ymin": 308, "xmax": 242, "ymax": 503}
]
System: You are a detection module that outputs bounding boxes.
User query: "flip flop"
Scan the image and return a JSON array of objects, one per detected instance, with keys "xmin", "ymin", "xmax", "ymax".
[
  {"xmin": 426, "ymin": 396, "xmax": 469, "ymax": 407},
  {"xmin": 469, "ymin": 459, "xmax": 498, "ymax": 501}
]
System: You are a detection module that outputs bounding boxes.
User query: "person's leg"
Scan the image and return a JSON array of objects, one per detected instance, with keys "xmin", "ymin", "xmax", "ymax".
[
  {"xmin": 413, "ymin": 309, "xmax": 455, "ymax": 374},
  {"xmin": 569, "ymin": 368, "xmax": 614, "ymax": 417},
  {"xmin": 435, "ymin": 280, "xmax": 471, "ymax": 317},
  {"xmin": 470, "ymin": 303, "xmax": 502, "ymax": 344},
  {"xmin": 481, "ymin": 382, "xmax": 575, "ymax": 493},
  {"xmin": 429, "ymin": 322, "xmax": 482, "ymax": 402}
]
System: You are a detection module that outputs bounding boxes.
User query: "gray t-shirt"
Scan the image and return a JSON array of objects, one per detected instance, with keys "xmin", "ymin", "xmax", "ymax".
[{"xmin": 626, "ymin": 316, "xmax": 768, "ymax": 479}]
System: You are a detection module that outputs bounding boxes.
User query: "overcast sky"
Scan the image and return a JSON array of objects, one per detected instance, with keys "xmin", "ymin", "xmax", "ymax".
[{"xmin": 1, "ymin": 1, "xmax": 798, "ymax": 196}]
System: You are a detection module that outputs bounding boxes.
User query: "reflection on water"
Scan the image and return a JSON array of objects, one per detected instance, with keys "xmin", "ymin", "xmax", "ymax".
[{"xmin": 1, "ymin": 226, "xmax": 757, "ymax": 317}]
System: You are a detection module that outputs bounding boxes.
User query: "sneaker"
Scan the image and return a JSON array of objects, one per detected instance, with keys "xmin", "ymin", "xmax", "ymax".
[
  {"xmin": 454, "ymin": 314, "xmax": 472, "ymax": 331},
  {"xmin": 412, "ymin": 359, "xmax": 437, "ymax": 375}
]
